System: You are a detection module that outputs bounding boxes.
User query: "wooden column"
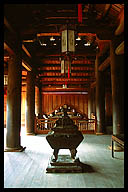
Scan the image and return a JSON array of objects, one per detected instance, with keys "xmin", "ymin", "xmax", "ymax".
[
  {"xmin": 105, "ymin": 89, "xmax": 112, "ymax": 126},
  {"xmin": 95, "ymin": 55, "xmax": 105, "ymax": 134},
  {"xmin": 5, "ymin": 51, "xmax": 24, "ymax": 151},
  {"xmin": 110, "ymin": 40, "xmax": 124, "ymax": 138},
  {"xmin": 38, "ymin": 84, "xmax": 42, "ymax": 116},
  {"xmin": 92, "ymin": 87, "xmax": 96, "ymax": 116},
  {"xmin": 88, "ymin": 88, "xmax": 94, "ymax": 119},
  {"xmin": 26, "ymin": 71, "xmax": 35, "ymax": 135}
]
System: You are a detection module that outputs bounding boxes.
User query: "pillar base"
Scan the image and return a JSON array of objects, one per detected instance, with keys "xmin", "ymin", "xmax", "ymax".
[
  {"xmin": 96, "ymin": 132, "xmax": 104, "ymax": 135},
  {"xmin": 108, "ymin": 145, "xmax": 124, "ymax": 152},
  {"xmin": 26, "ymin": 132, "xmax": 35, "ymax": 136},
  {"xmin": 4, "ymin": 146, "xmax": 26, "ymax": 152}
]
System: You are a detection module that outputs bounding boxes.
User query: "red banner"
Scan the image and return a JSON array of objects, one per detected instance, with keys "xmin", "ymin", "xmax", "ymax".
[
  {"xmin": 78, "ymin": 4, "xmax": 82, "ymax": 23},
  {"xmin": 4, "ymin": 87, "xmax": 7, "ymax": 96},
  {"xmin": 68, "ymin": 64, "xmax": 70, "ymax": 78}
]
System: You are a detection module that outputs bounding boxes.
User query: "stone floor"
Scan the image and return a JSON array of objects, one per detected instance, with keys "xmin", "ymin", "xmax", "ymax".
[{"xmin": 4, "ymin": 128, "xmax": 124, "ymax": 188}]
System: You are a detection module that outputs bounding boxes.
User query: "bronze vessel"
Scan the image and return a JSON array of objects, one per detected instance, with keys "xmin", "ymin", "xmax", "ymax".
[{"xmin": 46, "ymin": 109, "xmax": 84, "ymax": 162}]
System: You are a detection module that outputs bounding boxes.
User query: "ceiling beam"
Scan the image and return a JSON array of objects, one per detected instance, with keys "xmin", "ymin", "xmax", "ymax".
[
  {"xmin": 90, "ymin": 81, "xmax": 96, "ymax": 88},
  {"xmin": 22, "ymin": 44, "xmax": 31, "ymax": 58},
  {"xmin": 115, "ymin": 7, "xmax": 124, "ymax": 35},
  {"xmin": 39, "ymin": 70, "xmax": 94, "ymax": 73},
  {"xmin": 115, "ymin": 41, "xmax": 124, "ymax": 55},
  {"xmin": 36, "ymin": 32, "xmax": 97, "ymax": 37},
  {"xmin": 41, "ymin": 87, "xmax": 88, "ymax": 92},
  {"xmin": 78, "ymin": 33, "xmax": 96, "ymax": 37},
  {"xmin": 4, "ymin": 42, "xmax": 15, "ymax": 55},
  {"xmin": 40, "ymin": 77, "xmax": 95, "ymax": 81},
  {"xmin": 22, "ymin": 60, "xmax": 32, "ymax": 71},
  {"xmin": 20, "ymin": 25, "xmax": 114, "ymax": 36},
  {"xmin": 39, "ymin": 74, "xmax": 94, "ymax": 78},
  {"xmin": 39, "ymin": 64, "xmax": 95, "ymax": 68},
  {"xmin": 41, "ymin": 80, "xmax": 95, "ymax": 85},
  {"xmin": 36, "ymin": 51, "xmax": 96, "ymax": 57},
  {"xmin": 37, "ymin": 32, "xmax": 60, "ymax": 37},
  {"xmin": 98, "ymin": 56, "xmax": 110, "ymax": 71},
  {"xmin": 102, "ymin": 4, "xmax": 111, "ymax": 17},
  {"xmin": 4, "ymin": 17, "xmax": 16, "ymax": 35}
]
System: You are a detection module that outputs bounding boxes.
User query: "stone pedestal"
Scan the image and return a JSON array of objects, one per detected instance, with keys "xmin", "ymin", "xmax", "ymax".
[{"xmin": 46, "ymin": 155, "xmax": 82, "ymax": 173}]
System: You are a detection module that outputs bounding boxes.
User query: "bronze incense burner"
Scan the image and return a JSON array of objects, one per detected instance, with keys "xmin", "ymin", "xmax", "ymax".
[{"xmin": 46, "ymin": 109, "xmax": 84, "ymax": 162}]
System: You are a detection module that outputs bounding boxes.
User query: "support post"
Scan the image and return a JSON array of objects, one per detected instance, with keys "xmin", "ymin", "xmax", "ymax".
[
  {"xmin": 5, "ymin": 48, "xmax": 25, "ymax": 151},
  {"xmin": 88, "ymin": 88, "xmax": 94, "ymax": 119},
  {"xmin": 26, "ymin": 70, "xmax": 35, "ymax": 135},
  {"xmin": 38, "ymin": 84, "xmax": 42, "ymax": 116},
  {"xmin": 110, "ymin": 39, "xmax": 124, "ymax": 150},
  {"xmin": 95, "ymin": 55, "xmax": 105, "ymax": 134}
]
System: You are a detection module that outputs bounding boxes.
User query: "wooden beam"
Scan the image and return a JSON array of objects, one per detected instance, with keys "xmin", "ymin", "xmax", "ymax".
[
  {"xmin": 39, "ymin": 75, "xmax": 94, "ymax": 78},
  {"xmin": 42, "ymin": 87, "xmax": 88, "ymax": 92},
  {"xmin": 21, "ymin": 25, "xmax": 115, "ymax": 37},
  {"xmin": 102, "ymin": 4, "xmax": 111, "ymax": 17},
  {"xmin": 38, "ymin": 70, "xmax": 94, "ymax": 73},
  {"xmin": 22, "ymin": 60, "xmax": 32, "ymax": 71},
  {"xmin": 96, "ymin": 39, "xmax": 110, "ymax": 56},
  {"xmin": 41, "ymin": 80, "xmax": 94, "ymax": 85},
  {"xmin": 115, "ymin": 7, "xmax": 124, "ymax": 35},
  {"xmin": 38, "ymin": 66, "xmax": 94, "ymax": 70},
  {"xmin": 90, "ymin": 81, "xmax": 96, "ymax": 88},
  {"xmin": 37, "ymin": 33, "xmax": 60, "ymax": 37},
  {"xmin": 38, "ymin": 64, "xmax": 95, "ymax": 67},
  {"xmin": 4, "ymin": 17, "xmax": 16, "ymax": 34},
  {"xmin": 22, "ymin": 44, "xmax": 31, "ymax": 58},
  {"xmin": 115, "ymin": 41, "xmax": 124, "ymax": 55},
  {"xmin": 98, "ymin": 56, "xmax": 110, "ymax": 71},
  {"xmin": 78, "ymin": 33, "xmax": 96, "ymax": 37},
  {"xmin": 4, "ymin": 42, "xmax": 15, "ymax": 55},
  {"xmin": 40, "ymin": 77, "xmax": 95, "ymax": 82},
  {"xmin": 36, "ymin": 51, "xmax": 96, "ymax": 57},
  {"xmin": 41, "ymin": 59, "xmax": 94, "ymax": 64}
]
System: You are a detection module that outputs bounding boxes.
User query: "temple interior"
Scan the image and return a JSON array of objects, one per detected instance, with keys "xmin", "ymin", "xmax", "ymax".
[{"xmin": 4, "ymin": 4, "xmax": 124, "ymax": 188}]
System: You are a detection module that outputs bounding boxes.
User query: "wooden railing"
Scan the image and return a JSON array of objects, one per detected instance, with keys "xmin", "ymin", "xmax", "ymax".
[
  {"xmin": 77, "ymin": 119, "xmax": 96, "ymax": 132},
  {"xmin": 34, "ymin": 117, "xmax": 96, "ymax": 134}
]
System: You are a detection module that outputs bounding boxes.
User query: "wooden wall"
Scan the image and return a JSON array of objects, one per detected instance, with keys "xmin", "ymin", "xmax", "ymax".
[
  {"xmin": 4, "ymin": 86, "xmax": 88, "ymax": 127},
  {"xmin": 42, "ymin": 92, "xmax": 88, "ymax": 116}
]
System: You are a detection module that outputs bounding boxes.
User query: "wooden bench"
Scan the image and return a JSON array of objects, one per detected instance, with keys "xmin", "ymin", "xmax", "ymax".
[{"xmin": 111, "ymin": 134, "xmax": 124, "ymax": 158}]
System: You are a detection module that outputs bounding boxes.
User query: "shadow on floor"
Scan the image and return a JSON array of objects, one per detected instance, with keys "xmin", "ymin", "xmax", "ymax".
[
  {"xmin": 113, "ymin": 156, "xmax": 124, "ymax": 160},
  {"xmin": 77, "ymin": 161, "xmax": 96, "ymax": 173}
]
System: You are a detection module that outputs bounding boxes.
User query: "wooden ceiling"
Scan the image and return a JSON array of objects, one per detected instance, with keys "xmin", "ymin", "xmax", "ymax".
[{"xmin": 4, "ymin": 4, "xmax": 124, "ymax": 91}]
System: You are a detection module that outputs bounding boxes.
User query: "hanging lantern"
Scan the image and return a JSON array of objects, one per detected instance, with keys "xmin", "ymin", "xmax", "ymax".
[
  {"xmin": 61, "ymin": 28, "xmax": 75, "ymax": 53},
  {"xmin": 61, "ymin": 26, "xmax": 75, "ymax": 78},
  {"xmin": 61, "ymin": 57, "xmax": 71, "ymax": 77}
]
